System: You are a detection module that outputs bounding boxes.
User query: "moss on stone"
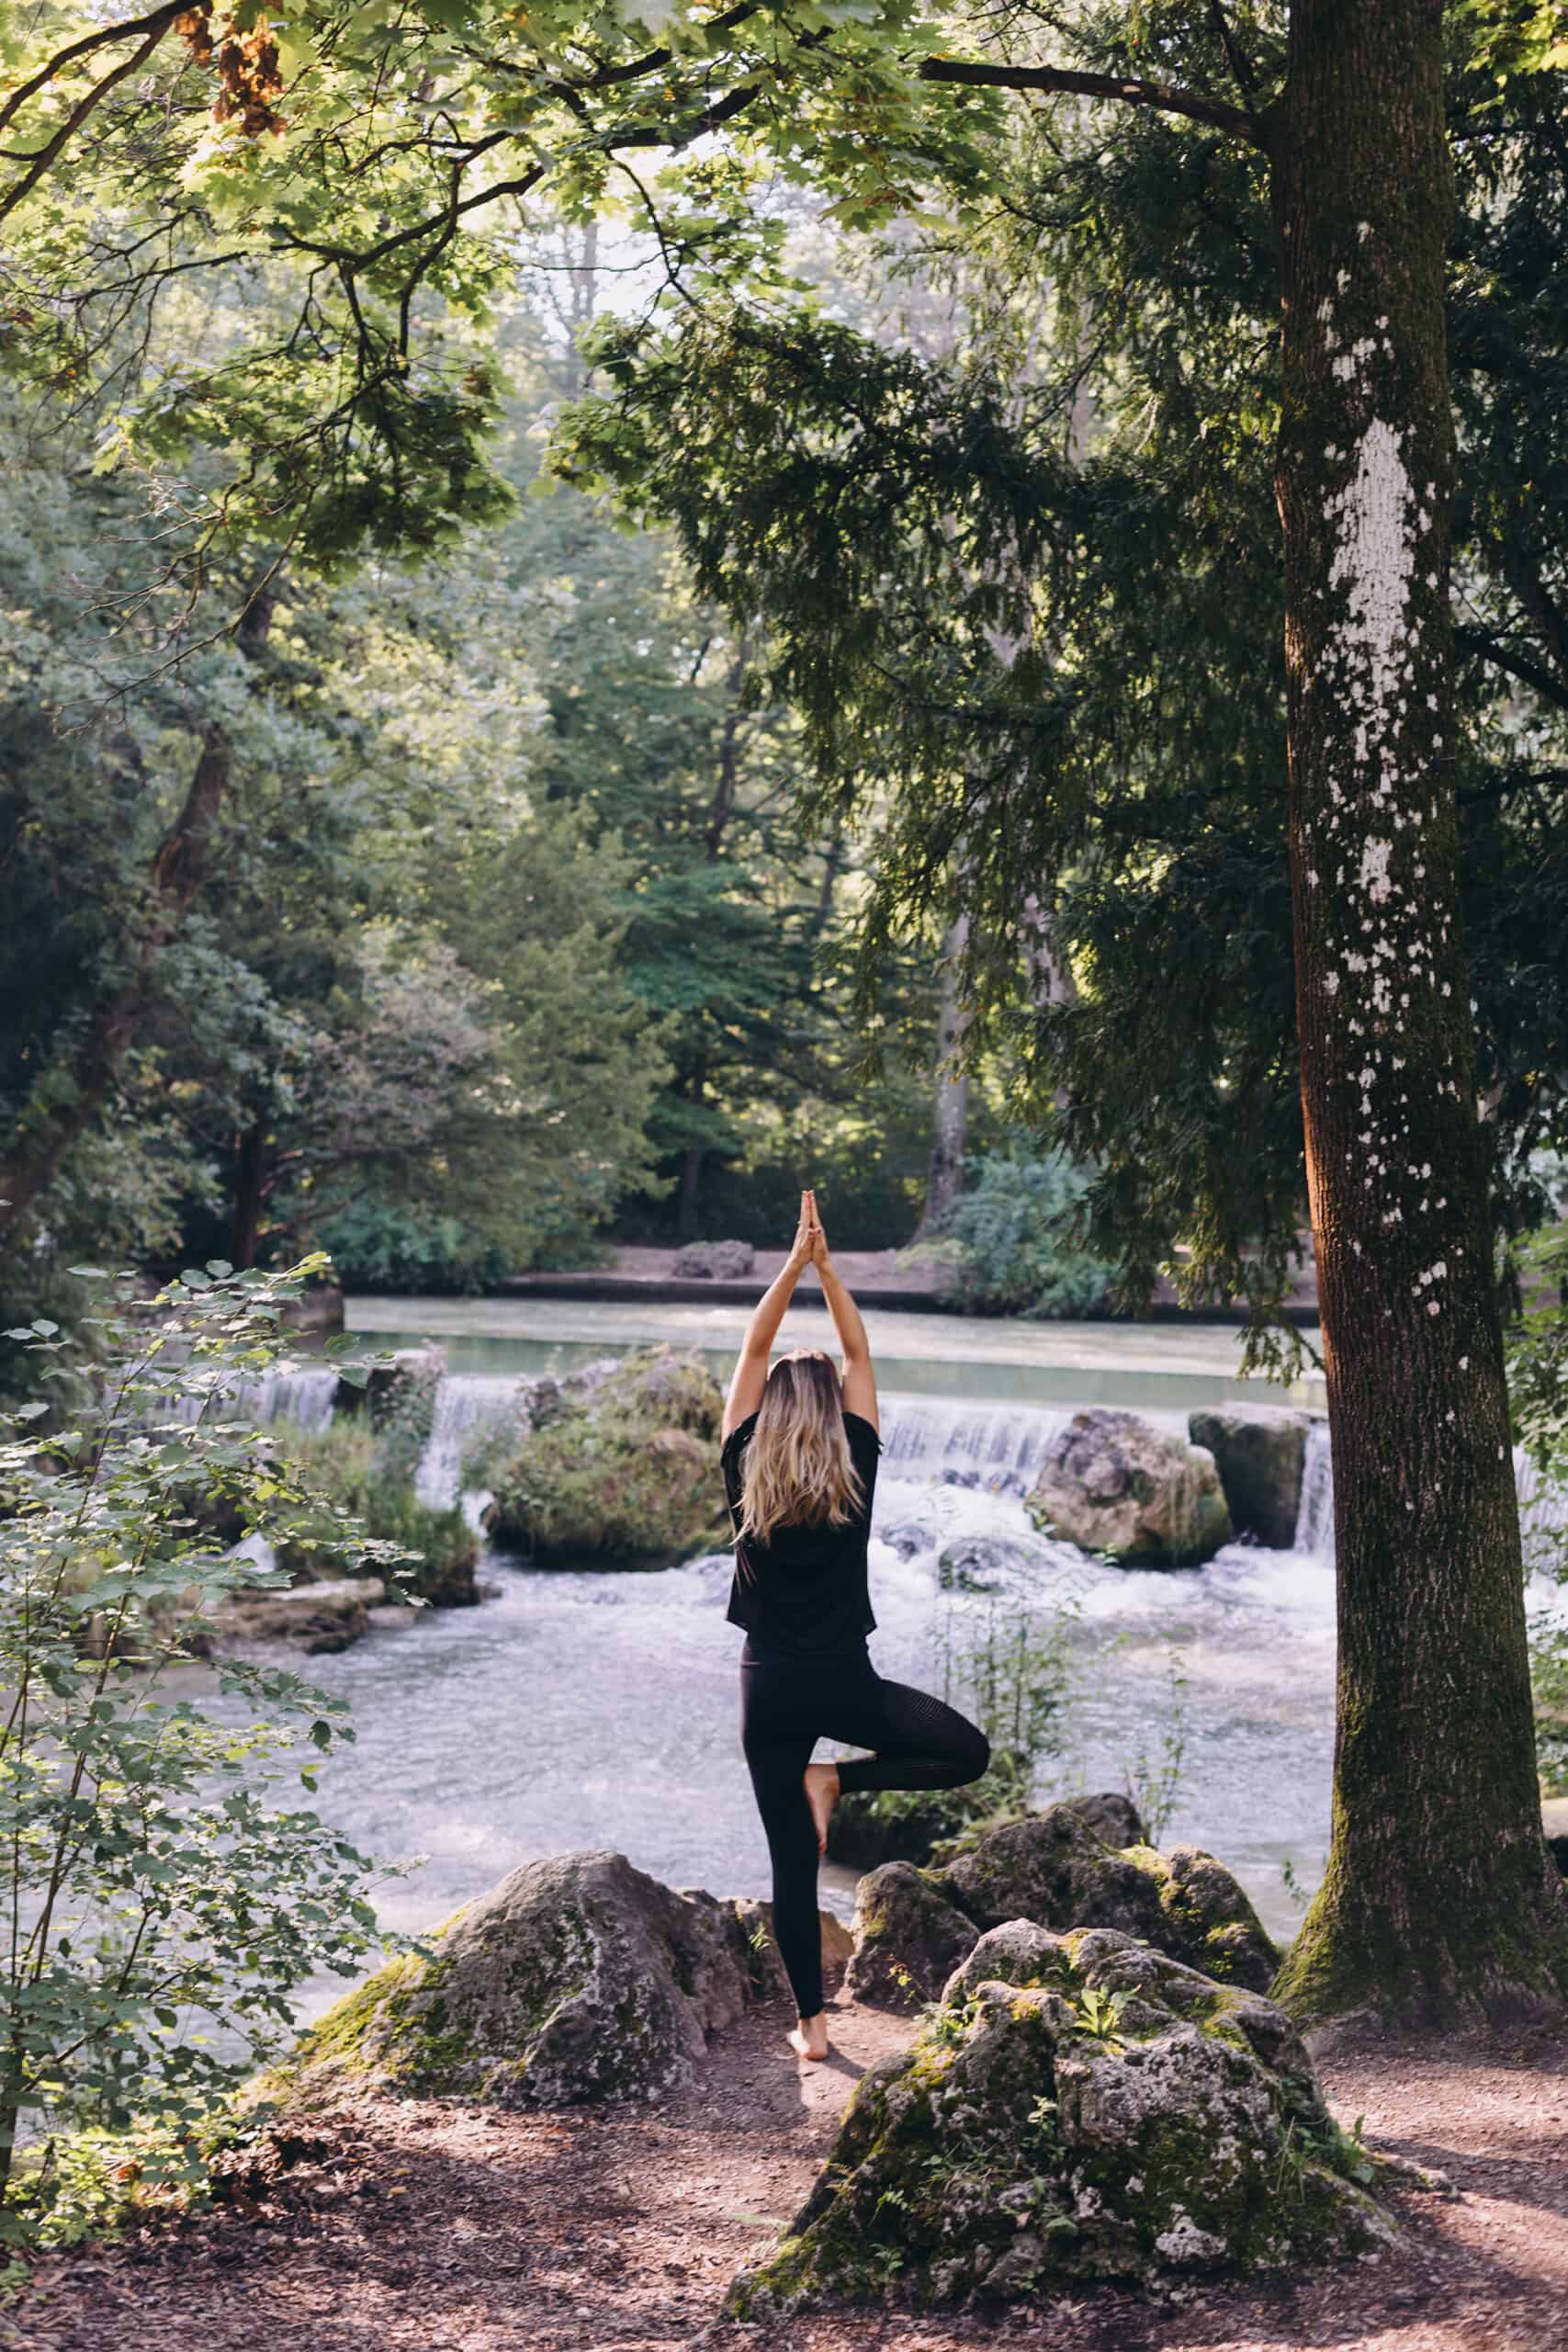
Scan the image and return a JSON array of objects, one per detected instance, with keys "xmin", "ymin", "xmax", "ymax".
[
  {"xmin": 729, "ymin": 1925, "xmax": 1396, "ymax": 2314},
  {"xmin": 482, "ymin": 1347, "xmax": 729, "ymax": 1565}
]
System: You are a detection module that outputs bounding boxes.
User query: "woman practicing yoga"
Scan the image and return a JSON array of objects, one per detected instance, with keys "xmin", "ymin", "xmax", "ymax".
[{"xmin": 720, "ymin": 1188, "xmax": 989, "ymax": 2064}]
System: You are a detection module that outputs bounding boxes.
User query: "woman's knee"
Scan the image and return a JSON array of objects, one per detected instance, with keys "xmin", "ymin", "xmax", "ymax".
[{"xmin": 962, "ymin": 1723, "xmax": 991, "ymax": 1783}]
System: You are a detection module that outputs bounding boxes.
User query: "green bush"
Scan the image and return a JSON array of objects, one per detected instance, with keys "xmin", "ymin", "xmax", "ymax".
[
  {"xmin": 483, "ymin": 1348, "xmax": 728, "ymax": 1565},
  {"xmin": 0, "ymin": 1261, "xmax": 408, "ymax": 2234},
  {"xmin": 277, "ymin": 1419, "xmax": 478, "ymax": 1607},
  {"xmin": 932, "ymin": 1152, "xmax": 1116, "ymax": 1319},
  {"xmin": 1530, "ymin": 1613, "xmax": 1568, "ymax": 1796},
  {"xmin": 314, "ymin": 1200, "xmax": 513, "ymax": 1296}
]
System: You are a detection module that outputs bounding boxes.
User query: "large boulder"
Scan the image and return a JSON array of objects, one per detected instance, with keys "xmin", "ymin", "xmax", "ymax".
[
  {"xmin": 1026, "ymin": 1410, "xmax": 1233, "ymax": 1566},
  {"xmin": 481, "ymin": 1347, "xmax": 730, "ymax": 1566},
  {"xmin": 1188, "ymin": 1407, "xmax": 1314, "ymax": 1549},
  {"xmin": 672, "ymin": 1238, "xmax": 756, "ymax": 1279},
  {"xmin": 730, "ymin": 1926, "xmax": 1395, "ymax": 2314},
  {"xmin": 295, "ymin": 1850, "xmax": 844, "ymax": 2109},
  {"xmin": 842, "ymin": 1863, "xmax": 981, "ymax": 2007},
  {"xmin": 846, "ymin": 1804, "xmax": 1278, "ymax": 2007}
]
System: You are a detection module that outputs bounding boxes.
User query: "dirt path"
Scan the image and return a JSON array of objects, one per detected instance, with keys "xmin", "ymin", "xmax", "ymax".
[{"xmin": 10, "ymin": 1995, "xmax": 1568, "ymax": 2352}]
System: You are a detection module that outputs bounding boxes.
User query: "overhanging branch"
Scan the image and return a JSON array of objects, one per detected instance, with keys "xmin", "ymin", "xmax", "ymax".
[{"xmin": 918, "ymin": 54, "xmax": 1264, "ymax": 146}]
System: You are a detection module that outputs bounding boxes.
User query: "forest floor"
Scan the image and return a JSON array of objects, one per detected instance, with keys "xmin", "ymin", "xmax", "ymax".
[{"xmin": 9, "ymin": 1985, "xmax": 1567, "ymax": 2352}]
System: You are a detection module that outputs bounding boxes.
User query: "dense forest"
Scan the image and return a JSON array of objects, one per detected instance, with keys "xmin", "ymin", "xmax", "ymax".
[{"xmin": 2, "ymin": 225, "xmax": 1019, "ymax": 1329}]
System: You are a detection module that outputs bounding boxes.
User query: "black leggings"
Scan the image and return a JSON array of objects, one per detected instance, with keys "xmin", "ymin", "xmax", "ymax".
[{"xmin": 739, "ymin": 1642, "xmax": 990, "ymax": 2018}]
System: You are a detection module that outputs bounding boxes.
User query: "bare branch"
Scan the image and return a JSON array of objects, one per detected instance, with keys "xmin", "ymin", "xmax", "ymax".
[
  {"xmin": 1455, "ymin": 625, "xmax": 1568, "ymax": 713},
  {"xmin": 918, "ymin": 53, "xmax": 1263, "ymax": 145}
]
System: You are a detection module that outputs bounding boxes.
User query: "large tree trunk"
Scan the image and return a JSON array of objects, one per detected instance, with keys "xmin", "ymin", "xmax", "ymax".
[
  {"xmin": 1268, "ymin": 0, "xmax": 1565, "ymax": 2022},
  {"xmin": 919, "ymin": 912, "xmax": 971, "ymax": 1233}
]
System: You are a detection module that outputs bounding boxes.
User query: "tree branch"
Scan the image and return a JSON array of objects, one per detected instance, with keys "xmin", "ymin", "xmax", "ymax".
[
  {"xmin": 918, "ymin": 54, "xmax": 1263, "ymax": 145},
  {"xmin": 0, "ymin": 2, "xmax": 185, "ymax": 136},
  {"xmin": 0, "ymin": 20, "xmax": 175, "ymax": 226},
  {"xmin": 1455, "ymin": 625, "xmax": 1568, "ymax": 713},
  {"xmin": 1205, "ymin": 0, "xmax": 1261, "ymax": 96}
]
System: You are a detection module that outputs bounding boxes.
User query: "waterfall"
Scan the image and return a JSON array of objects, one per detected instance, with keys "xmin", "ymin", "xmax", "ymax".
[
  {"xmin": 252, "ymin": 1366, "xmax": 341, "ymax": 1431},
  {"xmin": 1293, "ymin": 1421, "xmax": 1335, "ymax": 1559},
  {"xmin": 876, "ymin": 1397, "xmax": 1072, "ymax": 1490},
  {"xmin": 415, "ymin": 1374, "xmax": 530, "ymax": 1509},
  {"xmin": 1292, "ymin": 1417, "xmax": 1568, "ymax": 1576},
  {"xmin": 165, "ymin": 1363, "xmax": 341, "ymax": 1432}
]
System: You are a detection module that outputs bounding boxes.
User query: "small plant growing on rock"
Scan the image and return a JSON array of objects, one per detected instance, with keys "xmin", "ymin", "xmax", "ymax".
[{"xmin": 1072, "ymin": 1984, "xmax": 1129, "ymax": 2046}]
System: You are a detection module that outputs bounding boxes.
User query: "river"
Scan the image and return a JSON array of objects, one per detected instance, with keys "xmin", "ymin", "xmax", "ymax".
[{"xmin": 227, "ymin": 1301, "xmax": 1564, "ymax": 1988}]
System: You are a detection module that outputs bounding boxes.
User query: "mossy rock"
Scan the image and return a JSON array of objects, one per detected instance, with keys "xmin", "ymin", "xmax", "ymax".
[
  {"xmin": 846, "ymin": 1804, "xmax": 1278, "ymax": 2007},
  {"xmin": 730, "ymin": 1925, "xmax": 1397, "ymax": 2314},
  {"xmin": 293, "ymin": 1850, "xmax": 765, "ymax": 2109},
  {"xmin": 482, "ymin": 1347, "xmax": 730, "ymax": 1565}
]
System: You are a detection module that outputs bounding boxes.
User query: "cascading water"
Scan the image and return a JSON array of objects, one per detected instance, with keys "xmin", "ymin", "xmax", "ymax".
[
  {"xmin": 166, "ymin": 1363, "xmax": 341, "ymax": 1432},
  {"xmin": 415, "ymin": 1374, "xmax": 529, "ymax": 1509},
  {"xmin": 875, "ymin": 1398, "xmax": 1072, "ymax": 1489},
  {"xmin": 1293, "ymin": 1420, "xmax": 1335, "ymax": 1560}
]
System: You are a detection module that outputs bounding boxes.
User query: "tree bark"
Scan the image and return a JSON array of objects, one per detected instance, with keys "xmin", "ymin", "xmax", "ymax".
[
  {"xmin": 676, "ymin": 1141, "xmax": 704, "ymax": 1242},
  {"xmin": 919, "ymin": 912, "xmax": 971, "ymax": 1233},
  {"xmin": 0, "ymin": 580, "xmax": 276, "ymax": 1243},
  {"xmin": 231, "ymin": 1111, "xmax": 271, "ymax": 1271},
  {"xmin": 1267, "ymin": 0, "xmax": 1566, "ymax": 2022}
]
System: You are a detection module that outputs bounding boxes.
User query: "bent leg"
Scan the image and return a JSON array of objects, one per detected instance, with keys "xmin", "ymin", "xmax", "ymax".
[{"xmin": 829, "ymin": 1674, "xmax": 990, "ymax": 1795}]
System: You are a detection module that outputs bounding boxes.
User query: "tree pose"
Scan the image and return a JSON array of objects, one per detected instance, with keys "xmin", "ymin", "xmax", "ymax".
[{"xmin": 720, "ymin": 1189, "xmax": 988, "ymax": 2064}]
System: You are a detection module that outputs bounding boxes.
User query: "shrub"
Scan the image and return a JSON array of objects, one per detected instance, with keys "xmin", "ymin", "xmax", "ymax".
[
  {"xmin": 314, "ymin": 1200, "xmax": 513, "ymax": 1295},
  {"xmin": 932, "ymin": 1153, "xmax": 1116, "ymax": 1319},
  {"xmin": 483, "ymin": 1348, "xmax": 728, "ymax": 1564},
  {"xmin": 0, "ymin": 1260, "xmax": 409, "ymax": 2234},
  {"xmin": 277, "ymin": 1420, "xmax": 478, "ymax": 1607}
]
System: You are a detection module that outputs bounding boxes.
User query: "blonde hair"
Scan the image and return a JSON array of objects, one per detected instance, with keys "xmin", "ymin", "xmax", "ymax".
[{"xmin": 738, "ymin": 1350, "xmax": 866, "ymax": 1549}]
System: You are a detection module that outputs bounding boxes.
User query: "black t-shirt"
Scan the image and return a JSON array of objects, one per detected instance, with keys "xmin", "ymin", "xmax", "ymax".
[{"xmin": 720, "ymin": 1408, "xmax": 882, "ymax": 1658}]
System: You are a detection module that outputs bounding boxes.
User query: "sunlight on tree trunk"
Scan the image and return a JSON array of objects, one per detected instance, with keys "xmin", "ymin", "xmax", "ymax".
[{"xmin": 1268, "ymin": 0, "xmax": 1567, "ymax": 2024}]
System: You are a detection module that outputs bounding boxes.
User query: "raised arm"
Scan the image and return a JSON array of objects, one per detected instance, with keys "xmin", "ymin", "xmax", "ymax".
[
  {"xmin": 808, "ymin": 1193, "xmax": 878, "ymax": 1431},
  {"xmin": 721, "ymin": 1192, "xmax": 819, "ymax": 1440}
]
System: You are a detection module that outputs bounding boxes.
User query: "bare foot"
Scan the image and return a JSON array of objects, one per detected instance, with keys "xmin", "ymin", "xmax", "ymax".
[
  {"xmin": 804, "ymin": 1760, "xmax": 840, "ymax": 1855},
  {"xmin": 789, "ymin": 2014, "xmax": 830, "ymax": 2063}
]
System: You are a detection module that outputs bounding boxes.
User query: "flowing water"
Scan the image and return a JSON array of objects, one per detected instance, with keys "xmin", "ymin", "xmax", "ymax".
[{"xmin": 224, "ymin": 1340, "xmax": 1567, "ymax": 1985}]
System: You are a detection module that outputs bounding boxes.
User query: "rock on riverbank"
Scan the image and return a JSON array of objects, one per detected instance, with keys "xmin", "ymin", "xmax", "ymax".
[
  {"xmin": 1025, "ymin": 1410, "xmax": 1233, "ymax": 1566},
  {"xmin": 291, "ymin": 1849, "xmax": 847, "ymax": 2109},
  {"xmin": 480, "ymin": 1347, "xmax": 730, "ymax": 1566},
  {"xmin": 730, "ymin": 1925, "xmax": 1395, "ymax": 2314},
  {"xmin": 846, "ymin": 1803, "xmax": 1279, "ymax": 2006},
  {"xmin": 1188, "ymin": 1405, "xmax": 1314, "ymax": 1549}
]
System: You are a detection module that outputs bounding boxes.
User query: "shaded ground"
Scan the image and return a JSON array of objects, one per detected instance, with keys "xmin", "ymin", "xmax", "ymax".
[{"xmin": 10, "ymin": 1990, "xmax": 1568, "ymax": 2352}]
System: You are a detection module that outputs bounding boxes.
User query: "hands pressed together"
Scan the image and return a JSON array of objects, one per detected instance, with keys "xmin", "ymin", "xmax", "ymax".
[{"xmin": 788, "ymin": 1186, "xmax": 829, "ymax": 1271}]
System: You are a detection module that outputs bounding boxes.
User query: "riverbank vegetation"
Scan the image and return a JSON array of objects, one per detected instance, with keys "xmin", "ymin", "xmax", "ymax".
[{"xmin": 0, "ymin": 1263, "xmax": 409, "ymax": 2236}]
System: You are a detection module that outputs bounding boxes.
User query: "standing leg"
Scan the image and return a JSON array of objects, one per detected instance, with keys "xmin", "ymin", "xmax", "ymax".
[{"xmin": 740, "ymin": 1667, "xmax": 827, "ymax": 2030}]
